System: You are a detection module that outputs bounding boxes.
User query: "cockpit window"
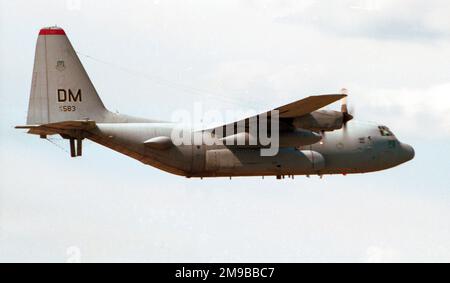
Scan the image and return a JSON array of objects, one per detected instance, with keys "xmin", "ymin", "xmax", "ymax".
[{"xmin": 379, "ymin": 126, "xmax": 394, "ymax": 137}]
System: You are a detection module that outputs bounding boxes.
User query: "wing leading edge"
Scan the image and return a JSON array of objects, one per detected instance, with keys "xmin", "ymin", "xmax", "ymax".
[
  {"xmin": 276, "ymin": 94, "xmax": 346, "ymax": 118},
  {"xmin": 207, "ymin": 94, "xmax": 346, "ymax": 134}
]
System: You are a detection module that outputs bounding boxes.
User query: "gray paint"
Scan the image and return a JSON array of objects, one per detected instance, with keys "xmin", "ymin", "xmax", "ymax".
[{"xmin": 18, "ymin": 27, "xmax": 415, "ymax": 179}]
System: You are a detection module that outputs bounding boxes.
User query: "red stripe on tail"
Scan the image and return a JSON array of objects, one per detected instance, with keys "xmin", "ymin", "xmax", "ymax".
[{"xmin": 39, "ymin": 28, "xmax": 66, "ymax": 36}]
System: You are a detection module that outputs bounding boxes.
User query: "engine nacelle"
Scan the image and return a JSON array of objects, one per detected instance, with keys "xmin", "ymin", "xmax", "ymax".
[{"xmin": 292, "ymin": 110, "xmax": 344, "ymax": 132}]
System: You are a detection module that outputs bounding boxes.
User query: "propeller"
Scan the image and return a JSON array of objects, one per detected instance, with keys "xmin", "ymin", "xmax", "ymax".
[
  {"xmin": 340, "ymin": 88, "xmax": 354, "ymax": 127},
  {"xmin": 320, "ymin": 88, "xmax": 354, "ymax": 142}
]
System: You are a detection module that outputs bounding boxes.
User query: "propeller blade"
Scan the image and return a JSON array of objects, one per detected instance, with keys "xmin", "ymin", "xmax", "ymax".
[{"xmin": 340, "ymin": 88, "xmax": 353, "ymax": 125}]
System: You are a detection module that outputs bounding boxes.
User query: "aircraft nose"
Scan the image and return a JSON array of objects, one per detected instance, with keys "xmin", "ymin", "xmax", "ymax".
[{"xmin": 401, "ymin": 143, "xmax": 415, "ymax": 162}]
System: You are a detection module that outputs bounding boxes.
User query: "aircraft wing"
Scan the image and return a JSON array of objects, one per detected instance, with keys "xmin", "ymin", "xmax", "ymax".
[
  {"xmin": 207, "ymin": 94, "xmax": 346, "ymax": 135},
  {"xmin": 276, "ymin": 94, "xmax": 346, "ymax": 118}
]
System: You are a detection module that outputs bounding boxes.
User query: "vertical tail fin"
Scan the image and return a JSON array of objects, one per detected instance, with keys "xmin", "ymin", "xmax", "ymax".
[{"xmin": 27, "ymin": 27, "xmax": 108, "ymax": 125}]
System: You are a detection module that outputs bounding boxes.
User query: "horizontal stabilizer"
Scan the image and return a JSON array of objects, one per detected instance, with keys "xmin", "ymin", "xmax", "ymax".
[{"xmin": 16, "ymin": 120, "xmax": 96, "ymax": 135}]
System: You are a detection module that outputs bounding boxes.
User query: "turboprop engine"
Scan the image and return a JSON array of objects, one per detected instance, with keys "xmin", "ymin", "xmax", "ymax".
[
  {"xmin": 293, "ymin": 91, "xmax": 354, "ymax": 132},
  {"xmin": 293, "ymin": 110, "xmax": 346, "ymax": 132}
]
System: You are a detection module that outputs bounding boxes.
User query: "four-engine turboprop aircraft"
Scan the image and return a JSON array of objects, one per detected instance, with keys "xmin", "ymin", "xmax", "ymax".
[{"xmin": 16, "ymin": 27, "xmax": 415, "ymax": 179}]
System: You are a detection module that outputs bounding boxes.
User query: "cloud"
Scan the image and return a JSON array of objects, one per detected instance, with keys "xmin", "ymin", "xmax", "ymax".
[
  {"xmin": 273, "ymin": 0, "xmax": 450, "ymax": 41},
  {"xmin": 206, "ymin": 58, "xmax": 450, "ymax": 140},
  {"xmin": 353, "ymin": 83, "xmax": 450, "ymax": 139}
]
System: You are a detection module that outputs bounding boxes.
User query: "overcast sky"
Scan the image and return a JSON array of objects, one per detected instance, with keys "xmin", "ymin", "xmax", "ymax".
[{"xmin": 1, "ymin": 0, "xmax": 449, "ymax": 262}]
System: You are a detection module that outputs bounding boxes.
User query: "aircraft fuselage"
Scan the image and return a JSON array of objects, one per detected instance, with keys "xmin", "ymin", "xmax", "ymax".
[{"xmin": 87, "ymin": 121, "xmax": 415, "ymax": 178}]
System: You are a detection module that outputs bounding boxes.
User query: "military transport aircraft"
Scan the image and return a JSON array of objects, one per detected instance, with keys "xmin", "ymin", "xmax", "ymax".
[{"xmin": 16, "ymin": 27, "xmax": 415, "ymax": 179}]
